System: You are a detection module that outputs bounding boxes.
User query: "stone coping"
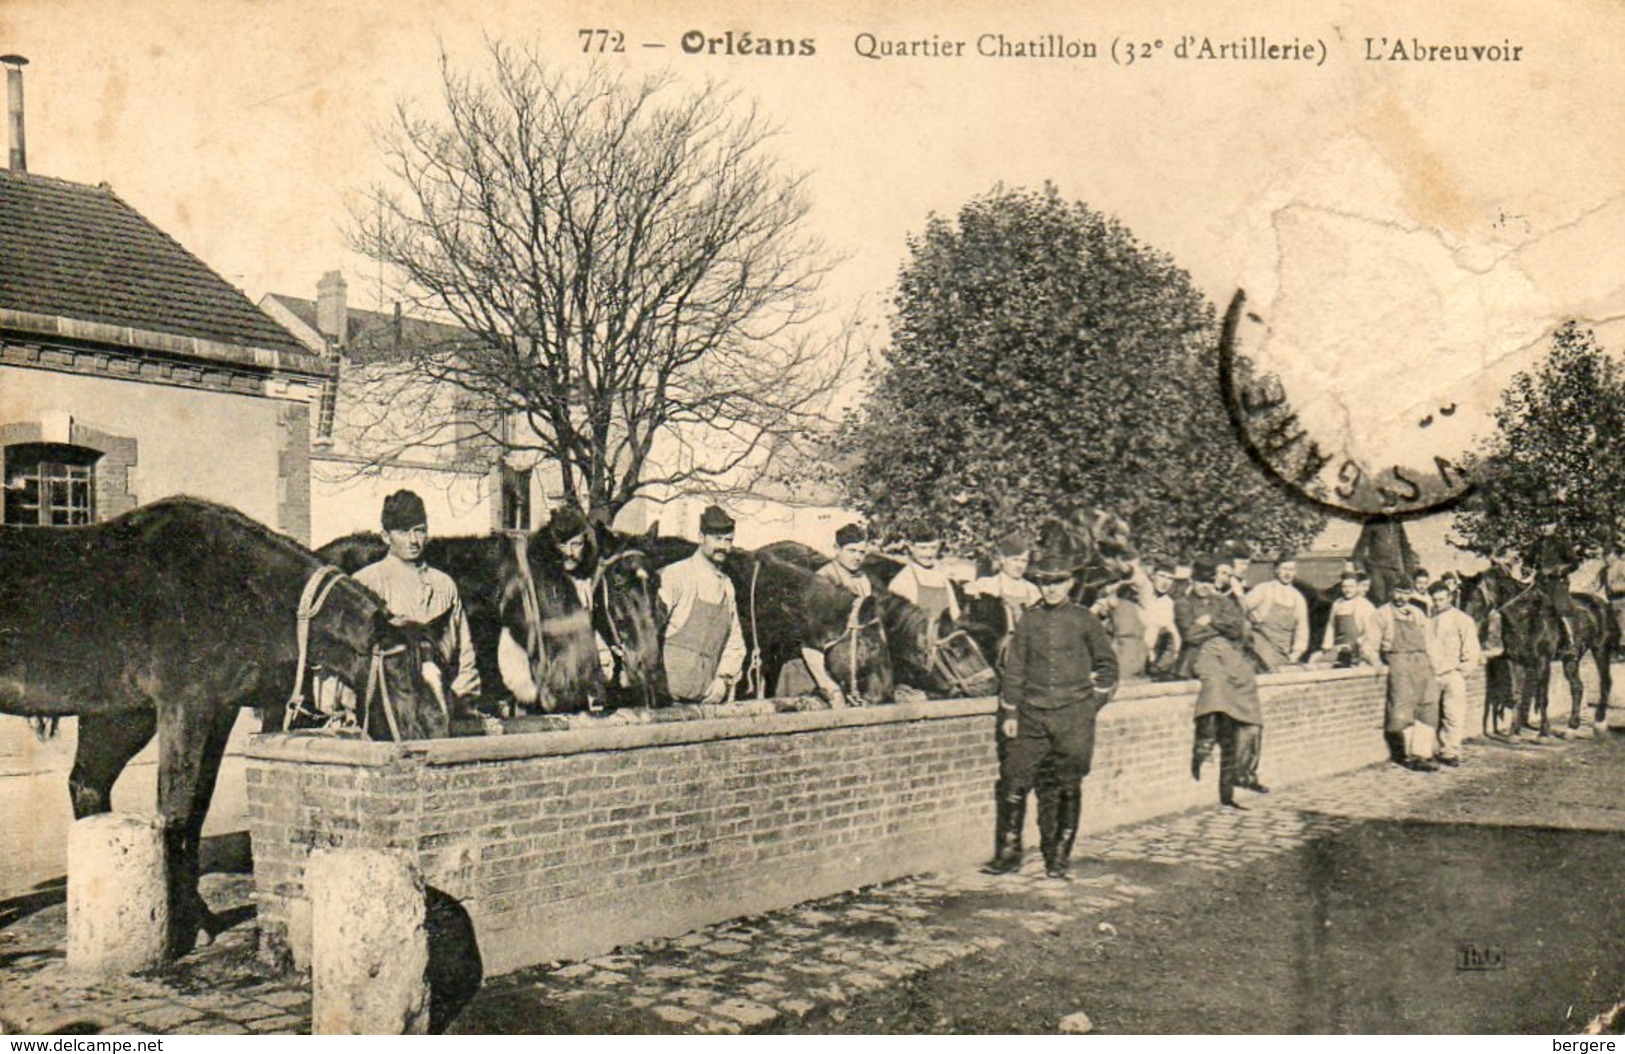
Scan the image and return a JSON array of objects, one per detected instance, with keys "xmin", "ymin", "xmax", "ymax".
[
  {"xmin": 1, "ymin": 308, "xmax": 332, "ymax": 378},
  {"xmin": 244, "ymin": 662, "xmax": 1388, "ymax": 769}
]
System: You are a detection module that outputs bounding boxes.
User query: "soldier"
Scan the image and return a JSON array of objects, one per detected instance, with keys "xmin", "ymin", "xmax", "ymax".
[
  {"xmin": 1531, "ymin": 526, "xmax": 1579, "ymax": 657},
  {"xmin": 1377, "ymin": 583, "xmax": 1440, "ymax": 771},
  {"xmin": 1429, "ymin": 578, "xmax": 1481, "ymax": 767},
  {"xmin": 964, "ymin": 531, "xmax": 1041, "ymax": 666},
  {"xmin": 659, "ymin": 505, "xmax": 746, "ymax": 705},
  {"xmin": 1176, "ymin": 555, "xmax": 1267, "ymax": 809},
  {"xmin": 888, "ymin": 521, "xmax": 962, "ymax": 627},
  {"xmin": 816, "ymin": 522, "xmax": 875, "ymax": 598},
  {"xmin": 1321, "ymin": 569, "xmax": 1380, "ymax": 666},
  {"xmin": 546, "ymin": 504, "xmax": 615, "ymax": 681},
  {"xmin": 783, "ymin": 522, "xmax": 873, "ymax": 707},
  {"xmin": 1140, "ymin": 559, "xmax": 1183, "ymax": 678},
  {"xmin": 982, "ymin": 532, "xmax": 1118, "ymax": 880},
  {"xmin": 1244, "ymin": 554, "xmax": 1310, "ymax": 669},
  {"xmin": 354, "ymin": 489, "xmax": 481, "ymax": 711}
]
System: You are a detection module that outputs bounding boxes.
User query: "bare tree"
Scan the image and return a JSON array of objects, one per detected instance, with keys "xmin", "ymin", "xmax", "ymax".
[{"xmin": 350, "ymin": 42, "xmax": 851, "ymax": 518}]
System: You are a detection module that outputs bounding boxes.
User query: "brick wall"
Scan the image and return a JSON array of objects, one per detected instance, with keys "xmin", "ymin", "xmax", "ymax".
[{"xmin": 244, "ymin": 665, "xmax": 1484, "ymax": 977}]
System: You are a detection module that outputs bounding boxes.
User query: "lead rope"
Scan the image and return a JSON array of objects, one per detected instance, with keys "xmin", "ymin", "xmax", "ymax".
[
  {"xmin": 748, "ymin": 557, "xmax": 765, "ymax": 700},
  {"xmin": 593, "ymin": 549, "xmax": 643, "ymax": 685},
  {"xmin": 847, "ymin": 596, "xmax": 862, "ymax": 703},
  {"xmin": 282, "ymin": 565, "xmax": 344, "ymax": 731}
]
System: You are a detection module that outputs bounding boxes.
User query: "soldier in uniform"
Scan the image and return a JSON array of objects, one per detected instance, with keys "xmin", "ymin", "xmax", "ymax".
[
  {"xmin": 982, "ymin": 533, "xmax": 1118, "ymax": 880},
  {"xmin": 659, "ymin": 505, "xmax": 746, "ymax": 705},
  {"xmin": 888, "ymin": 521, "xmax": 961, "ymax": 627},
  {"xmin": 1177, "ymin": 556, "xmax": 1267, "ymax": 808},
  {"xmin": 1377, "ymin": 583, "xmax": 1440, "ymax": 770},
  {"xmin": 354, "ymin": 489, "xmax": 481, "ymax": 712}
]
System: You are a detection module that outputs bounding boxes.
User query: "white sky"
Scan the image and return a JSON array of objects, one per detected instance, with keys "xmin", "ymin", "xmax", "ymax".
[{"xmin": 5, "ymin": 0, "xmax": 1624, "ymax": 505}]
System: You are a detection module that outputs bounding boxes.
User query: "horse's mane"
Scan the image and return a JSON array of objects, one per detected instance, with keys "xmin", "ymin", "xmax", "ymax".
[{"xmin": 103, "ymin": 496, "xmax": 326, "ymax": 566}]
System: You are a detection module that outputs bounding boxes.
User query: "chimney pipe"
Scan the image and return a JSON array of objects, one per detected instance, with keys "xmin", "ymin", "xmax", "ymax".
[
  {"xmin": 2, "ymin": 54, "xmax": 26, "ymax": 173},
  {"xmin": 316, "ymin": 270, "xmax": 348, "ymax": 348}
]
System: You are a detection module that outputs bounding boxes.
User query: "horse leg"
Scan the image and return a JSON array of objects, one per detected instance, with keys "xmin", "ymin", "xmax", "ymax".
[
  {"xmin": 68, "ymin": 710, "xmax": 158, "ymax": 818},
  {"xmin": 1563, "ymin": 655, "xmax": 1585, "ymax": 732},
  {"xmin": 1537, "ymin": 662, "xmax": 1553, "ymax": 738},
  {"xmin": 156, "ymin": 699, "xmax": 239, "ymax": 958}
]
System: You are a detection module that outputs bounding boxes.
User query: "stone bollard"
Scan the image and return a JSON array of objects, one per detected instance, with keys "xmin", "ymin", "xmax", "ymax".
[
  {"xmin": 308, "ymin": 848, "xmax": 430, "ymax": 1035},
  {"xmin": 67, "ymin": 813, "xmax": 169, "ymax": 975}
]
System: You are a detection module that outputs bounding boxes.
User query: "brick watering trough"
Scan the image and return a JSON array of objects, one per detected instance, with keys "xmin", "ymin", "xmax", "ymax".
[{"xmin": 244, "ymin": 665, "xmax": 1483, "ymax": 976}]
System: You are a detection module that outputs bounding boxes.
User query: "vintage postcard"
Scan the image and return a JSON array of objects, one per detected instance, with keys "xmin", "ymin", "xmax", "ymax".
[{"xmin": 1, "ymin": 0, "xmax": 1622, "ymax": 1037}]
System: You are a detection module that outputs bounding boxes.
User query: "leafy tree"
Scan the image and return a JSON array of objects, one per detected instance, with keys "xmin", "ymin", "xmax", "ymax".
[
  {"xmin": 1452, "ymin": 321, "xmax": 1625, "ymax": 562},
  {"xmin": 835, "ymin": 183, "xmax": 1324, "ymax": 559},
  {"xmin": 351, "ymin": 43, "xmax": 851, "ymax": 519}
]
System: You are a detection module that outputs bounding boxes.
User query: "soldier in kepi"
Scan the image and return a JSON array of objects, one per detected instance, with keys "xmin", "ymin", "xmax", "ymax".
[
  {"xmin": 659, "ymin": 505, "xmax": 746, "ymax": 705},
  {"xmin": 354, "ymin": 489, "xmax": 480, "ymax": 714},
  {"xmin": 982, "ymin": 531, "xmax": 1118, "ymax": 880}
]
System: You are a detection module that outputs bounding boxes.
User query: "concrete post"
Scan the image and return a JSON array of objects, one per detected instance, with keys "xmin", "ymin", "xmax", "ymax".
[
  {"xmin": 66, "ymin": 813, "xmax": 169, "ymax": 975},
  {"xmin": 308, "ymin": 848, "xmax": 430, "ymax": 1035}
]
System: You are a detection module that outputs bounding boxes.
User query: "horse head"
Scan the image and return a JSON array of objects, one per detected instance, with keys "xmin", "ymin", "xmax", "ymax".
[
  {"xmin": 595, "ymin": 526, "xmax": 668, "ymax": 708},
  {"xmin": 877, "ymin": 595, "xmax": 1000, "ymax": 698},
  {"xmin": 294, "ymin": 568, "xmax": 449, "ymax": 740},
  {"xmin": 500, "ymin": 534, "xmax": 604, "ymax": 713},
  {"xmin": 818, "ymin": 593, "xmax": 894, "ymax": 705}
]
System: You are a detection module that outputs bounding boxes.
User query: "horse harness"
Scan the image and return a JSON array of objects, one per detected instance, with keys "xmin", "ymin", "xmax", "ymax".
[
  {"xmin": 805, "ymin": 594, "xmax": 885, "ymax": 704},
  {"xmin": 282, "ymin": 565, "xmax": 431, "ymax": 742},
  {"xmin": 592, "ymin": 547, "xmax": 650, "ymax": 688}
]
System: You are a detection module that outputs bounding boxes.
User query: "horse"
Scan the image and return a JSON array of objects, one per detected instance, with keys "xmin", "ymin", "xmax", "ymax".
[
  {"xmin": 757, "ymin": 542, "xmax": 999, "ymax": 699},
  {"xmin": 319, "ymin": 528, "xmax": 615, "ymax": 714},
  {"xmin": 587, "ymin": 525, "xmax": 667, "ymax": 709},
  {"xmin": 652, "ymin": 539, "xmax": 894, "ymax": 704},
  {"xmin": 1460, "ymin": 570, "xmax": 1614, "ymax": 736},
  {"xmin": 0, "ymin": 497, "xmax": 444, "ymax": 958}
]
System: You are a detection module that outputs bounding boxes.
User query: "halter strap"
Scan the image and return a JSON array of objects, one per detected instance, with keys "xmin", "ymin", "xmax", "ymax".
[
  {"xmin": 592, "ymin": 548, "xmax": 645, "ymax": 680},
  {"xmin": 282, "ymin": 565, "xmax": 345, "ymax": 731},
  {"xmin": 747, "ymin": 557, "xmax": 765, "ymax": 700}
]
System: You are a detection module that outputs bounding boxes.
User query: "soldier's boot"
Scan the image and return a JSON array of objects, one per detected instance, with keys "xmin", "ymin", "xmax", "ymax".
[
  {"xmin": 1385, "ymin": 730, "xmax": 1408, "ymax": 765},
  {"xmin": 1035, "ymin": 772, "xmax": 1061, "ymax": 870},
  {"xmin": 980, "ymin": 788, "xmax": 1027, "ymax": 875},
  {"xmin": 1046, "ymin": 782, "xmax": 1083, "ymax": 881}
]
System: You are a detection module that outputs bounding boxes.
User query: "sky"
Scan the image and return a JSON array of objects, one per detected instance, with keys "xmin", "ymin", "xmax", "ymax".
[{"xmin": 4, "ymin": 0, "xmax": 1624, "ymax": 560}]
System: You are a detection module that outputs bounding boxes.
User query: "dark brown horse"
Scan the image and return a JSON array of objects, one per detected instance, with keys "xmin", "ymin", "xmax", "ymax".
[
  {"xmin": 1460, "ymin": 570, "xmax": 1614, "ymax": 736},
  {"xmin": 319, "ymin": 527, "xmax": 631, "ymax": 714},
  {"xmin": 651, "ymin": 539, "xmax": 895, "ymax": 704},
  {"xmin": 758, "ymin": 541, "xmax": 998, "ymax": 699},
  {"xmin": 1, "ymin": 498, "xmax": 444, "ymax": 958}
]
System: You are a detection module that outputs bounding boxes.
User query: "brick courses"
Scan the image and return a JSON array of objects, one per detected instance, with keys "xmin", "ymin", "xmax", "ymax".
[{"xmin": 244, "ymin": 666, "xmax": 1483, "ymax": 976}]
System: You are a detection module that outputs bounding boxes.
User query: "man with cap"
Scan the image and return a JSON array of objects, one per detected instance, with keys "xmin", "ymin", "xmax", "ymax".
[
  {"xmin": 817, "ymin": 523, "xmax": 875, "ymax": 599},
  {"xmin": 1140, "ymin": 559, "xmax": 1183, "ymax": 678},
  {"xmin": 1321, "ymin": 568, "xmax": 1380, "ymax": 666},
  {"xmin": 546, "ymin": 504, "xmax": 617, "ymax": 681},
  {"xmin": 355, "ymin": 489, "xmax": 481, "ymax": 709},
  {"xmin": 888, "ymin": 521, "xmax": 961, "ymax": 627},
  {"xmin": 1175, "ymin": 555, "xmax": 1266, "ymax": 808},
  {"xmin": 659, "ymin": 505, "xmax": 747, "ymax": 705},
  {"xmin": 1222, "ymin": 541, "xmax": 1254, "ymax": 602},
  {"xmin": 964, "ymin": 532, "xmax": 1042, "ymax": 666},
  {"xmin": 982, "ymin": 532, "xmax": 1118, "ymax": 880},
  {"xmin": 1429, "ymin": 577, "xmax": 1480, "ymax": 767},
  {"xmin": 1376, "ymin": 581, "xmax": 1441, "ymax": 770},
  {"xmin": 780, "ymin": 523, "xmax": 873, "ymax": 707},
  {"xmin": 1244, "ymin": 554, "xmax": 1310, "ymax": 669},
  {"xmin": 1531, "ymin": 525, "xmax": 1580, "ymax": 657}
]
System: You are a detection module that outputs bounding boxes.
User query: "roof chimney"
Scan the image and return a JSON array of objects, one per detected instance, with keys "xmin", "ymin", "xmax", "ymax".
[
  {"xmin": 316, "ymin": 270, "xmax": 348, "ymax": 348},
  {"xmin": 2, "ymin": 54, "xmax": 26, "ymax": 173}
]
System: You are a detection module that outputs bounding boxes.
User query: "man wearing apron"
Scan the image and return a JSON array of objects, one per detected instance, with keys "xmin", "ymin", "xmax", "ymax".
[
  {"xmin": 1321, "ymin": 569, "xmax": 1380, "ymax": 666},
  {"xmin": 964, "ymin": 532, "xmax": 1041, "ymax": 667},
  {"xmin": 547, "ymin": 504, "xmax": 616, "ymax": 681},
  {"xmin": 658, "ymin": 505, "xmax": 746, "ymax": 705},
  {"xmin": 888, "ymin": 522, "xmax": 961, "ymax": 627},
  {"xmin": 1175, "ymin": 555, "xmax": 1267, "ymax": 809},
  {"xmin": 1245, "ymin": 555, "xmax": 1310, "ymax": 669},
  {"xmin": 1139, "ymin": 559, "xmax": 1182, "ymax": 678},
  {"xmin": 1378, "ymin": 585, "xmax": 1441, "ymax": 771},
  {"xmin": 1099, "ymin": 582, "xmax": 1150, "ymax": 679}
]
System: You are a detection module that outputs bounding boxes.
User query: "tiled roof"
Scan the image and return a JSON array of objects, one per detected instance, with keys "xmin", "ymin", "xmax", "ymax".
[
  {"xmin": 0, "ymin": 168, "xmax": 310, "ymax": 358},
  {"xmin": 263, "ymin": 293, "xmax": 481, "ymax": 366}
]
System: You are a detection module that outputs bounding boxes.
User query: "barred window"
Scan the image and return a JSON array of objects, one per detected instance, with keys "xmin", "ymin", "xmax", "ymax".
[{"xmin": 3, "ymin": 443, "xmax": 99, "ymax": 526}]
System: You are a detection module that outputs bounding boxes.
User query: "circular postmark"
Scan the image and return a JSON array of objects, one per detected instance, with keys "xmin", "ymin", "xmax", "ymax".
[{"xmin": 1217, "ymin": 289, "xmax": 1474, "ymax": 520}]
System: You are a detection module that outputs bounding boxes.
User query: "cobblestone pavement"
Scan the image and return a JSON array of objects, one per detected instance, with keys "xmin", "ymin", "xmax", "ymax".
[{"xmin": 0, "ymin": 724, "xmax": 1617, "ymax": 1035}]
